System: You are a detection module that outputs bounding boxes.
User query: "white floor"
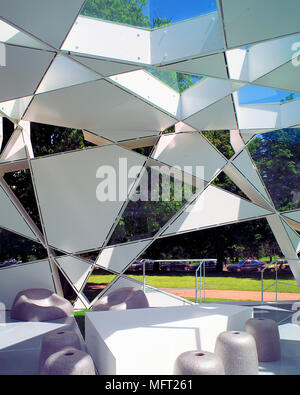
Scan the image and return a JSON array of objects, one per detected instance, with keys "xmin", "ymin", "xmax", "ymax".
[
  {"xmin": 0, "ymin": 302, "xmax": 300, "ymax": 375},
  {"xmin": 0, "ymin": 312, "xmax": 85, "ymax": 375}
]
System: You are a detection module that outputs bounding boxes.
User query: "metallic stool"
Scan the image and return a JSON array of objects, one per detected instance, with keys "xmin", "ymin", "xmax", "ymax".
[
  {"xmin": 214, "ymin": 331, "xmax": 259, "ymax": 375},
  {"xmin": 39, "ymin": 330, "xmax": 82, "ymax": 372},
  {"xmin": 40, "ymin": 347, "xmax": 96, "ymax": 375},
  {"xmin": 174, "ymin": 350, "xmax": 225, "ymax": 375},
  {"xmin": 245, "ymin": 318, "xmax": 281, "ymax": 362}
]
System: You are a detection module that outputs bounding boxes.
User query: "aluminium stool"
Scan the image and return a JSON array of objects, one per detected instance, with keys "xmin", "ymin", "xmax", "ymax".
[
  {"xmin": 245, "ymin": 317, "xmax": 281, "ymax": 362},
  {"xmin": 40, "ymin": 347, "xmax": 96, "ymax": 375},
  {"xmin": 214, "ymin": 331, "xmax": 259, "ymax": 375},
  {"xmin": 174, "ymin": 350, "xmax": 225, "ymax": 375},
  {"xmin": 39, "ymin": 329, "xmax": 82, "ymax": 372}
]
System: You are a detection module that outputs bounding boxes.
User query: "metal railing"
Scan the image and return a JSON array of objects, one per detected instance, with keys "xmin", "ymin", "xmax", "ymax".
[
  {"xmin": 261, "ymin": 263, "xmax": 299, "ymax": 303},
  {"xmin": 140, "ymin": 259, "xmax": 216, "ymax": 304}
]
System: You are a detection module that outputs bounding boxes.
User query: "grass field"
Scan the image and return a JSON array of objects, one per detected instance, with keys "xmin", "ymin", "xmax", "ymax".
[{"xmin": 87, "ymin": 272, "xmax": 300, "ymax": 294}]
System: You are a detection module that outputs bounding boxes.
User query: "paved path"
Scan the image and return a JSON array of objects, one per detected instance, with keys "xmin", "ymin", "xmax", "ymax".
[{"xmin": 162, "ymin": 288, "xmax": 300, "ymax": 302}]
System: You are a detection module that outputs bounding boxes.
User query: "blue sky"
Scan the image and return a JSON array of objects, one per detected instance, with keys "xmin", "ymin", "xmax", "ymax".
[
  {"xmin": 238, "ymin": 85, "xmax": 300, "ymax": 105},
  {"xmin": 147, "ymin": 0, "xmax": 217, "ymax": 26}
]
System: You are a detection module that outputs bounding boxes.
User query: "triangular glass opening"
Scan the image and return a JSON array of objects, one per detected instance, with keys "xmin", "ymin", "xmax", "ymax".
[
  {"xmin": 201, "ymin": 130, "xmax": 235, "ymax": 160},
  {"xmin": 247, "ymin": 128, "xmax": 300, "ymax": 212},
  {"xmin": 108, "ymin": 165, "xmax": 199, "ymax": 245},
  {"xmin": 146, "ymin": 68, "xmax": 202, "ymax": 93},
  {"xmin": 0, "ymin": 117, "xmax": 15, "ymax": 154},
  {"xmin": 0, "ymin": 226, "xmax": 47, "ymax": 267},
  {"xmin": 81, "ymin": 0, "xmax": 217, "ymax": 30},
  {"xmin": 82, "ymin": 266, "xmax": 117, "ymax": 304},
  {"xmin": 3, "ymin": 169, "xmax": 42, "ymax": 232},
  {"xmin": 57, "ymin": 266, "xmax": 78, "ymax": 305},
  {"xmin": 76, "ymin": 250, "xmax": 101, "ymax": 264},
  {"xmin": 211, "ymin": 172, "xmax": 251, "ymax": 201},
  {"xmin": 238, "ymin": 85, "xmax": 300, "ymax": 105},
  {"xmin": 30, "ymin": 122, "xmax": 96, "ymax": 158}
]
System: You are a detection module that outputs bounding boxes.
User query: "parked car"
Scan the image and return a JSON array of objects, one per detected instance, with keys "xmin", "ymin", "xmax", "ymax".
[
  {"xmin": 0, "ymin": 258, "xmax": 22, "ymax": 268},
  {"xmin": 160, "ymin": 261, "xmax": 190, "ymax": 272},
  {"xmin": 227, "ymin": 259, "xmax": 267, "ymax": 272},
  {"xmin": 264, "ymin": 259, "xmax": 289, "ymax": 272},
  {"xmin": 188, "ymin": 259, "xmax": 217, "ymax": 272},
  {"xmin": 126, "ymin": 260, "xmax": 143, "ymax": 272}
]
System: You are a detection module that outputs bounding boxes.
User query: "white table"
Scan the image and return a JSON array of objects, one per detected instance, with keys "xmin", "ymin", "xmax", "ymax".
[{"xmin": 85, "ymin": 304, "xmax": 253, "ymax": 375}]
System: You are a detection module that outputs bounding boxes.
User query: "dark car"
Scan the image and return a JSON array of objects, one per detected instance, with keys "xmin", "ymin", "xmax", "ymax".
[
  {"xmin": 227, "ymin": 259, "xmax": 266, "ymax": 272},
  {"xmin": 160, "ymin": 261, "xmax": 190, "ymax": 272},
  {"xmin": 188, "ymin": 259, "xmax": 217, "ymax": 272}
]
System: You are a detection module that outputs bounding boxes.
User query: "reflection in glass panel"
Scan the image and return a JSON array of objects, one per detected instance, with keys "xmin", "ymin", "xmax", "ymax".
[
  {"xmin": 147, "ymin": 69, "xmax": 202, "ymax": 93},
  {"xmin": 108, "ymin": 166, "xmax": 199, "ymax": 245},
  {"xmin": 82, "ymin": 266, "xmax": 117, "ymax": 303},
  {"xmin": 238, "ymin": 85, "xmax": 300, "ymax": 105},
  {"xmin": 81, "ymin": 0, "xmax": 217, "ymax": 29},
  {"xmin": 0, "ymin": 227, "xmax": 47, "ymax": 267},
  {"xmin": 201, "ymin": 130, "xmax": 234, "ymax": 160},
  {"xmin": 247, "ymin": 129, "xmax": 300, "ymax": 211}
]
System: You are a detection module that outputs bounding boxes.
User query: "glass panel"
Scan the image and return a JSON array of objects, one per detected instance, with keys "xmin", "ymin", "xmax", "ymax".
[
  {"xmin": 124, "ymin": 218, "xmax": 285, "ymax": 303},
  {"xmin": 0, "ymin": 117, "xmax": 15, "ymax": 154},
  {"xmin": 57, "ymin": 267, "xmax": 78, "ymax": 305},
  {"xmin": 247, "ymin": 129, "xmax": 300, "ymax": 211},
  {"xmin": 81, "ymin": 0, "xmax": 217, "ymax": 29},
  {"xmin": 146, "ymin": 69, "xmax": 202, "ymax": 93},
  {"xmin": 82, "ymin": 266, "xmax": 117, "ymax": 303},
  {"xmin": 3, "ymin": 169, "xmax": 42, "ymax": 232},
  {"xmin": 212, "ymin": 172, "xmax": 250, "ymax": 200},
  {"xmin": 30, "ymin": 122, "xmax": 96, "ymax": 158},
  {"xmin": 0, "ymin": 227, "xmax": 47, "ymax": 267},
  {"xmin": 238, "ymin": 85, "xmax": 300, "ymax": 105},
  {"xmin": 108, "ymin": 166, "xmax": 199, "ymax": 245},
  {"xmin": 201, "ymin": 130, "xmax": 235, "ymax": 159}
]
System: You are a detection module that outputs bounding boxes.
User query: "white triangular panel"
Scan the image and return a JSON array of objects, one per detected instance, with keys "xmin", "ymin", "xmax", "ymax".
[
  {"xmin": 163, "ymin": 185, "xmax": 272, "ymax": 236},
  {"xmin": 0, "ymin": 0, "xmax": 86, "ymax": 48},
  {"xmin": 71, "ymin": 55, "xmax": 141, "ymax": 77},
  {"xmin": 281, "ymin": 219, "xmax": 300, "ymax": 253},
  {"xmin": 0, "ymin": 127, "xmax": 26, "ymax": 163},
  {"xmin": 0, "ymin": 183, "xmax": 38, "ymax": 241},
  {"xmin": 0, "ymin": 45, "xmax": 54, "ymax": 102},
  {"xmin": 55, "ymin": 256, "xmax": 92, "ymax": 292},
  {"xmin": 232, "ymin": 149, "xmax": 272, "ymax": 203},
  {"xmin": 36, "ymin": 55, "xmax": 101, "ymax": 94},
  {"xmin": 152, "ymin": 132, "xmax": 227, "ymax": 182},
  {"xmin": 95, "ymin": 240, "xmax": 151, "ymax": 273},
  {"xmin": 0, "ymin": 19, "xmax": 51, "ymax": 50},
  {"xmin": 24, "ymin": 79, "xmax": 176, "ymax": 133},
  {"xmin": 30, "ymin": 145, "xmax": 146, "ymax": 253},
  {"xmin": 254, "ymin": 60, "xmax": 300, "ymax": 93},
  {"xmin": 183, "ymin": 96, "xmax": 237, "ymax": 131},
  {"xmin": 282, "ymin": 211, "xmax": 300, "ymax": 224},
  {"xmin": 267, "ymin": 214, "xmax": 299, "ymax": 261},
  {"xmin": 240, "ymin": 131, "xmax": 255, "ymax": 144},
  {"xmin": 0, "ymin": 96, "xmax": 32, "ymax": 122},
  {"xmin": 88, "ymin": 129, "xmax": 159, "ymax": 143},
  {"xmin": 161, "ymin": 53, "xmax": 228, "ymax": 79}
]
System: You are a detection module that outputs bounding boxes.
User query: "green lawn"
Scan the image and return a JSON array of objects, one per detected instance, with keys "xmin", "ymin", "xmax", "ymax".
[{"xmin": 87, "ymin": 273, "xmax": 300, "ymax": 294}]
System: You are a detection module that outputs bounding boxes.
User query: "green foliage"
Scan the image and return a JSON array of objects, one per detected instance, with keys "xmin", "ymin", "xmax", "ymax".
[
  {"xmin": 248, "ymin": 129, "xmax": 300, "ymax": 211},
  {"xmin": 82, "ymin": 0, "xmax": 171, "ymax": 28}
]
